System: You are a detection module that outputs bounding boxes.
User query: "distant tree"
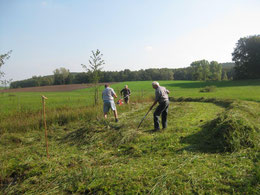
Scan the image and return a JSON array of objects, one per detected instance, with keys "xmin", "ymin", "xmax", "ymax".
[
  {"xmin": 129, "ymin": 71, "xmax": 139, "ymax": 81},
  {"xmin": 210, "ymin": 61, "xmax": 222, "ymax": 81},
  {"xmin": 190, "ymin": 60, "xmax": 222, "ymax": 81},
  {"xmin": 220, "ymin": 62, "xmax": 235, "ymax": 69},
  {"xmin": 232, "ymin": 35, "xmax": 260, "ymax": 79},
  {"xmin": 190, "ymin": 61, "xmax": 204, "ymax": 80},
  {"xmin": 73, "ymin": 72, "xmax": 90, "ymax": 84},
  {"xmin": 201, "ymin": 61, "xmax": 210, "ymax": 81},
  {"xmin": 222, "ymin": 70, "xmax": 228, "ymax": 81},
  {"xmin": 221, "ymin": 62, "xmax": 235, "ymax": 80},
  {"xmin": 139, "ymin": 69, "xmax": 152, "ymax": 81},
  {"xmin": 190, "ymin": 60, "xmax": 211, "ymax": 80},
  {"xmin": 65, "ymin": 73, "xmax": 73, "ymax": 84},
  {"xmin": 226, "ymin": 68, "xmax": 235, "ymax": 80},
  {"xmin": 53, "ymin": 67, "xmax": 70, "ymax": 85},
  {"xmin": 0, "ymin": 50, "xmax": 12, "ymax": 81},
  {"xmin": 173, "ymin": 68, "xmax": 186, "ymax": 80},
  {"xmin": 1, "ymin": 79, "xmax": 13, "ymax": 88},
  {"xmin": 39, "ymin": 76, "xmax": 54, "ymax": 86},
  {"xmin": 32, "ymin": 76, "xmax": 41, "ymax": 86},
  {"xmin": 159, "ymin": 68, "xmax": 174, "ymax": 80},
  {"xmin": 10, "ymin": 77, "xmax": 38, "ymax": 88},
  {"xmin": 82, "ymin": 49, "xmax": 104, "ymax": 105},
  {"xmin": 173, "ymin": 67, "xmax": 193, "ymax": 80}
]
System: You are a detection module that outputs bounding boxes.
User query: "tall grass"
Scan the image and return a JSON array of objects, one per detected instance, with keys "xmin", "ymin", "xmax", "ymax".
[{"xmin": 0, "ymin": 87, "xmax": 154, "ymax": 135}]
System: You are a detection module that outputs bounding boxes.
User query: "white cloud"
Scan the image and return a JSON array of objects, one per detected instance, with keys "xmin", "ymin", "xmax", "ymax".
[{"xmin": 145, "ymin": 46, "xmax": 153, "ymax": 52}]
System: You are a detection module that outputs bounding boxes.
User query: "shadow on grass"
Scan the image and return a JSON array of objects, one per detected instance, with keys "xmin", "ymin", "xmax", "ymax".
[
  {"xmin": 59, "ymin": 126, "xmax": 91, "ymax": 146},
  {"xmin": 164, "ymin": 79, "xmax": 260, "ymax": 89},
  {"xmin": 143, "ymin": 129, "xmax": 161, "ymax": 134},
  {"xmin": 59, "ymin": 120, "xmax": 126, "ymax": 147},
  {"xmin": 176, "ymin": 97, "xmax": 259, "ymax": 154},
  {"xmin": 177, "ymin": 121, "xmax": 225, "ymax": 154},
  {"xmin": 169, "ymin": 97, "xmax": 233, "ymax": 109}
]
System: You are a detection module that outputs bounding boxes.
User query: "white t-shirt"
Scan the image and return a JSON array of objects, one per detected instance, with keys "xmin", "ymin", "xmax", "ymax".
[{"xmin": 102, "ymin": 87, "xmax": 116, "ymax": 101}]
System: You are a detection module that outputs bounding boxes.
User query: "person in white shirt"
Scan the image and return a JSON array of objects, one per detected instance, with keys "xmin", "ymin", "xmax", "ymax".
[{"xmin": 102, "ymin": 84, "xmax": 119, "ymax": 122}]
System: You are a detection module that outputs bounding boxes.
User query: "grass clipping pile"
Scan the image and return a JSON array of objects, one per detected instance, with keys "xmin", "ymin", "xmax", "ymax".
[
  {"xmin": 210, "ymin": 104, "xmax": 258, "ymax": 152},
  {"xmin": 171, "ymin": 97, "xmax": 260, "ymax": 152}
]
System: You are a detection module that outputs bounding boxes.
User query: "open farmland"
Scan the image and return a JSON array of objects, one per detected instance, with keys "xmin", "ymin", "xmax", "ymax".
[
  {"xmin": 0, "ymin": 80, "xmax": 260, "ymax": 194},
  {"xmin": 0, "ymin": 83, "xmax": 103, "ymax": 93},
  {"xmin": 1, "ymin": 79, "xmax": 260, "ymax": 116}
]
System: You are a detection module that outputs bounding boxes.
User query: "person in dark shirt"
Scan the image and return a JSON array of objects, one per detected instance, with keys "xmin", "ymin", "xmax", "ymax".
[{"xmin": 120, "ymin": 85, "xmax": 131, "ymax": 104}]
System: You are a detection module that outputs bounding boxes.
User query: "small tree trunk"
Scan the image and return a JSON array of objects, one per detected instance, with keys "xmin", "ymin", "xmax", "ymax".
[
  {"xmin": 94, "ymin": 85, "xmax": 99, "ymax": 105},
  {"xmin": 97, "ymin": 87, "xmax": 99, "ymax": 105}
]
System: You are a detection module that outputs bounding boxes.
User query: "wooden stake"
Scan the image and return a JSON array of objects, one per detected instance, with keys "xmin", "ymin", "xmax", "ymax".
[{"xmin": 41, "ymin": 95, "xmax": 49, "ymax": 158}]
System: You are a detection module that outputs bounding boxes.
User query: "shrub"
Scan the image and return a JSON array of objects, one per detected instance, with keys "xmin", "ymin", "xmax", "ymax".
[{"xmin": 199, "ymin": 85, "xmax": 216, "ymax": 92}]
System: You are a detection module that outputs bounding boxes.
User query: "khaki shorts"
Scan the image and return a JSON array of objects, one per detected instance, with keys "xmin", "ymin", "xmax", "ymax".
[{"xmin": 103, "ymin": 101, "xmax": 116, "ymax": 113}]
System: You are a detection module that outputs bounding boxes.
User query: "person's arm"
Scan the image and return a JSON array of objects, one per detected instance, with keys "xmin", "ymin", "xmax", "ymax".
[
  {"xmin": 111, "ymin": 89, "xmax": 117, "ymax": 98},
  {"xmin": 166, "ymin": 89, "xmax": 170, "ymax": 94},
  {"xmin": 150, "ymin": 100, "xmax": 157, "ymax": 110}
]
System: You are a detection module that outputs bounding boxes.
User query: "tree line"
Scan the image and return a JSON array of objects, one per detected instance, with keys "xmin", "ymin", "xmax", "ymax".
[
  {"xmin": 5, "ymin": 34, "xmax": 259, "ymax": 89},
  {"xmin": 10, "ymin": 62, "xmax": 233, "ymax": 89}
]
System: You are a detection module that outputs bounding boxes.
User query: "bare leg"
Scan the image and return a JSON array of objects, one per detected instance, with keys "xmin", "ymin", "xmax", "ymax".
[
  {"xmin": 104, "ymin": 112, "xmax": 108, "ymax": 119},
  {"xmin": 113, "ymin": 110, "xmax": 118, "ymax": 119},
  {"xmin": 113, "ymin": 110, "xmax": 118, "ymax": 122}
]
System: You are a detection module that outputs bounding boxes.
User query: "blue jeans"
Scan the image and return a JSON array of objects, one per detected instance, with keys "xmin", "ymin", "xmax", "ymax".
[{"xmin": 153, "ymin": 101, "xmax": 169, "ymax": 129}]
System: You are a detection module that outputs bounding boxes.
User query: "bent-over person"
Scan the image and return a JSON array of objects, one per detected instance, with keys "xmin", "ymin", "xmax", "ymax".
[{"xmin": 150, "ymin": 81, "xmax": 170, "ymax": 130}]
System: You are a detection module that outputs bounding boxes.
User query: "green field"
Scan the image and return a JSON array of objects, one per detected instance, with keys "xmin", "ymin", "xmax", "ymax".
[
  {"xmin": 1, "ymin": 80, "xmax": 260, "ymax": 194},
  {"xmin": 1, "ymin": 79, "xmax": 260, "ymax": 114}
]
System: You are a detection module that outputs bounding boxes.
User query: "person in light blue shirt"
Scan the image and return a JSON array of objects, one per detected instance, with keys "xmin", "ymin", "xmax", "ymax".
[{"xmin": 102, "ymin": 84, "xmax": 119, "ymax": 122}]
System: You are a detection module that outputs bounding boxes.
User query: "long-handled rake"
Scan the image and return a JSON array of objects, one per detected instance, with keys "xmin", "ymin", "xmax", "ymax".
[{"xmin": 137, "ymin": 105, "xmax": 154, "ymax": 129}]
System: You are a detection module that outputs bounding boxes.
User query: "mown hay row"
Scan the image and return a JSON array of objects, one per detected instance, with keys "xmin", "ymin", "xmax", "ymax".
[{"xmin": 170, "ymin": 97, "xmax": 260, "ymax": 152}]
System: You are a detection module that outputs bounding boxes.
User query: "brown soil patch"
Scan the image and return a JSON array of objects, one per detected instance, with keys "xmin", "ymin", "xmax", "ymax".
[{"xmin": 0, "ymin": 84, "xmax": 100, "ymax": 93}]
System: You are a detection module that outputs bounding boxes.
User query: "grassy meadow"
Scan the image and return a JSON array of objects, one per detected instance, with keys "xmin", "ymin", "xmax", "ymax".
[
  {"xmin": 0, "ymin": 80, "xmax": 260, "ymax": 194},
  {"xmin": 1, "ymin": 79, "xmax": 260, "ymax": 114}
]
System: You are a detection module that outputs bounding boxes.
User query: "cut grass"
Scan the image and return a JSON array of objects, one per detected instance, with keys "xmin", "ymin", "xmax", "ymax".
[
  {"xmin": 1, "ymin": 99, "xmax": 259, "ymax": 194},
  {"xmin": 1, "ymin": 80, "xmax": 260, "ymax": 194}
]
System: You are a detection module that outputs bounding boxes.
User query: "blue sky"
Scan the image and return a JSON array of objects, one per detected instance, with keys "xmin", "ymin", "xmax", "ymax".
[{"xmin": 0, "ymin": 0, "xmax": 260, "ymax": 81}]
